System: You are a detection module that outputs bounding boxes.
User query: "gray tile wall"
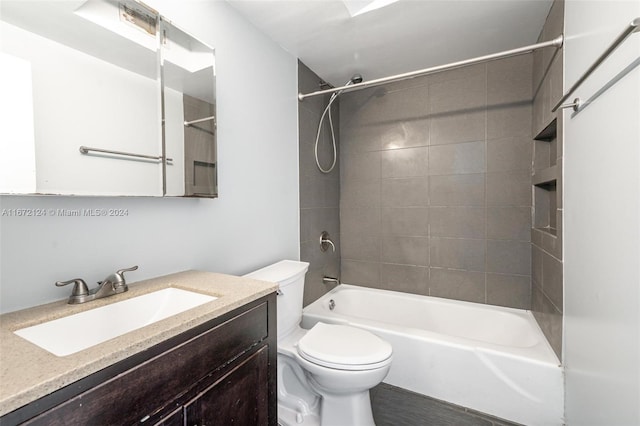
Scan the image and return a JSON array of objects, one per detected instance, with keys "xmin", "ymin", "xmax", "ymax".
[
  {"xmin": 298, "ymin": 61, "xmax": 341, "ymax": 306},
  {"xmin": 531, "ymin": 0, "xmax": 564, "ymax": 359},
  {"xmin": 339, "ymin": 55, "xmax": 534, "ymax": 309}
]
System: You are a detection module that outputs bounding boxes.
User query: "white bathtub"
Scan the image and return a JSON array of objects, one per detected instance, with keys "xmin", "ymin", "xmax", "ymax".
[{"xmin": 301, "ymin": 284, "xmax": 563, "ymax": 425}]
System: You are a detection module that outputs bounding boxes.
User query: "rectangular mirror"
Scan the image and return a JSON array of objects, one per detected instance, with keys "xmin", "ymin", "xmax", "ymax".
[{"xmin": 0, "ymin": 0, "xmax": 216, "ymax": 198}]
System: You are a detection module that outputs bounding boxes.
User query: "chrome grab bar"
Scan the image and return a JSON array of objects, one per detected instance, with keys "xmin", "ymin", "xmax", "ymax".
[
  {"xmin": 79, "ymin": 146, "xmax": 172, "ymax": 162},
  {"xmin": 552, "ymin": 17, "xmax": 640, "ymax": 112}
]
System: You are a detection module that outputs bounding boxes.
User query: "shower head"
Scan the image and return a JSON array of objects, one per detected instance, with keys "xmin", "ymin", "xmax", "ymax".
[{"xmin": 330, "ymin": 74, "xmax": 364, "ymax": 100}]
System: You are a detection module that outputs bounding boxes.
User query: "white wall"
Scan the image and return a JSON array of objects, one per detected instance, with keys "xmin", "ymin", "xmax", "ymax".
[
  {"xmin": 0, "ymin": 52, "xmax": 36, "ymax": 193},
  {"xmin": 0, "ymin": 0, "xmax": 300, "ymax": 313},
  {"xmin": 564, "ymin": 1, "xmax": 640, "ymax": 424}
]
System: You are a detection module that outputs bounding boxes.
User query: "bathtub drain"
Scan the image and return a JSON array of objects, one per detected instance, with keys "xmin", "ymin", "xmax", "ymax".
[{"xmin": 329, "ymin": 299, "xmax": 335, "ymax": 310}]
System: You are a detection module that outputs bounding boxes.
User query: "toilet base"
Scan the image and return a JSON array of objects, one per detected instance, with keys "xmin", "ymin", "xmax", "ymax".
[
  {"xmin": 317, "ymin": 390, "xmax": 375, "ymax": 426},
  {"xmin": 278, "ymin": 390, "xmax": 375, "ymax": 426},
  {"xmin": 278, "ymin": 403, "xmax": 320, "ymax": 426}
]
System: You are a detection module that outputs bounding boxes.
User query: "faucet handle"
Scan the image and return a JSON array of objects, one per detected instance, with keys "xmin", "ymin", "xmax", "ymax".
[
  {"xmin": 110, "ymin": 265, "xmax": 138, "ymax": 288},
  {"xmin": 320, "ymin": 231, "xmax": 336, "ymax": 252},
  {"xmin": 55, "ymin": 278, "xmax": 90, "ymax": 297},
  {"xmin": 116, "ymin": 265, "xmax": 138, "ymax": 277}
]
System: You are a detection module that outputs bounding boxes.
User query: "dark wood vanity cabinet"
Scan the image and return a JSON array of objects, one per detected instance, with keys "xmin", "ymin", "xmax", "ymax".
[
  {"xmin": 2, "ymin": 294, "xmax": 277, "ymax": 426},
  {"xmin": 184, "ymin": 346, "xmax": 269, "ymax": 425}
]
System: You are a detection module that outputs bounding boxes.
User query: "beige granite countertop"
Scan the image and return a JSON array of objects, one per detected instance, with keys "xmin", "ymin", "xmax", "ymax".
[{"xmin": 0, "ymin": 270, "xmax": 277, "ymax": 417}]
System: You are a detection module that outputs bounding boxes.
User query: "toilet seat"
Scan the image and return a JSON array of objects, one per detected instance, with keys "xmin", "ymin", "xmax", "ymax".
[{"xmin": 297, "ymin": 323, "xmax": 392, "ymax": 371}]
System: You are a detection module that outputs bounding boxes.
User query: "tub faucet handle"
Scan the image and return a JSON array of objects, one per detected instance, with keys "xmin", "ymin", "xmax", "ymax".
[{"xmin": 320, "ymin": 231, "xmax": 336, "ymax": 252}]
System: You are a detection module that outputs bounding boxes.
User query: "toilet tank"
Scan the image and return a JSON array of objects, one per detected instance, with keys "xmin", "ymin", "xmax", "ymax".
[{"xmin": 244, "ymin": 260, "xmax": 309, "ymax": 339}]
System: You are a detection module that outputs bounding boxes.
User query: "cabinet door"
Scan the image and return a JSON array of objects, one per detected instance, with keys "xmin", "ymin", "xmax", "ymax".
[
  {"xmin": 154, "ymin": 408, "xmax": 184, "ymax": 426},
  {"xmin": 185, "ymin": 346, "xmax": 269, "ymax": 426}
]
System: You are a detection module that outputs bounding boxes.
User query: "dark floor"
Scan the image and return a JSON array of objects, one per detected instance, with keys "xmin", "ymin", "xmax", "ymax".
[{"xmin": 370, "ymin": 383, "xmax": 521, "ymax": 426}]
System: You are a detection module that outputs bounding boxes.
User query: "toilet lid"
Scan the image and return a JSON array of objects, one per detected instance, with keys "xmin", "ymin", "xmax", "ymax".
[{"xmin": 297, "ymin": 323, "xmax": 392, "ymax": 370}]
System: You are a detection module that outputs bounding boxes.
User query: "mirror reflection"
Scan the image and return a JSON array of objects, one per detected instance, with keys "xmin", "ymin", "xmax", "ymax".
[
  {"xmin": 0, "ymin": 0, "xmax": 216, "ymax": 198},
  {"xmin": 161, "ymin": 18, "xmax": 217, "ymax": 198}
]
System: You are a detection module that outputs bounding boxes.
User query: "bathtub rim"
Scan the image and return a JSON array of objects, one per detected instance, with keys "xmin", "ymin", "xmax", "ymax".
[{"xmin": 302, "ymin": 283, "xmax": 561, "ymax": 367}]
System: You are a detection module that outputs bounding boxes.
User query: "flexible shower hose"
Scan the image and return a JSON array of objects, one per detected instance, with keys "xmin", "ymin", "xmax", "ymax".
[{"xmin": 314, "ymin": 91, "xmax": 339, "ymax": 174}]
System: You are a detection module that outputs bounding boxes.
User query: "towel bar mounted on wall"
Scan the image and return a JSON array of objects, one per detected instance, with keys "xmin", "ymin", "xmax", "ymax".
[
  {"xmin": 79, "ymin": 146, "xmax": 172, "ymax": 163},
  {"xmin": 553, "ymin": 17, "xmax": 640, "ymax": 113}
]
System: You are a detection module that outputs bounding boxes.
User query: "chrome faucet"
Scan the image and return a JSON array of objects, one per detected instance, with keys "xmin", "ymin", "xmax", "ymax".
[{"xmin": 55, "ymin": 266, "xmax": 138, "ymax": 304}]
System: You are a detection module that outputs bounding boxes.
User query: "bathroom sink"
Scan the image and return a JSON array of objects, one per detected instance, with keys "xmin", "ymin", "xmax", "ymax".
[{"xmin": 14, "ymin": 288, "xmax": 216, "ymax": 356}]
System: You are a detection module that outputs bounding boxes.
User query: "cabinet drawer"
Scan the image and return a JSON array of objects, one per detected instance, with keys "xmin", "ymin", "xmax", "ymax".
[{"xmin": 25, "ymin": 302, "xmax": 269, "ymax": 425}]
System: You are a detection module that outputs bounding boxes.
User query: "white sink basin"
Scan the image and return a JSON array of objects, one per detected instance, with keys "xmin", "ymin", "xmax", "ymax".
[{"xmin": 14, "ymin": 288, "xmax": 216, "ymax": 357}]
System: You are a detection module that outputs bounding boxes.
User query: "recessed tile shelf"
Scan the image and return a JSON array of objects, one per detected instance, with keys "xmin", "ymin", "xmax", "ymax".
[
  {"xmin": 534, "ymin": 119, "xmax": 557, "ymax": 142},
  {"xmin": 534, "ymin": 118, "xmax": 558, "ymax": 170},
  {"xmin": 533, "ymin": 165, "xmax": 558, "ymax": 186},
  {"xmin": 534, "ymin": 181, "xmax": 557, "ymax": 234},
  {"xmin": 533, "ymin": 118, "xmax": 559, "ymax": 238},
  {"xmin": 536, "ymin": 225, "xmax": 558, "ymax": 237}
]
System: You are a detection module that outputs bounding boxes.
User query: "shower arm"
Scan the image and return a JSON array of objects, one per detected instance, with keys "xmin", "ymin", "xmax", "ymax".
[{"xmin": 298, "ymin": 35, "xmax": 564, "ymax": 101}]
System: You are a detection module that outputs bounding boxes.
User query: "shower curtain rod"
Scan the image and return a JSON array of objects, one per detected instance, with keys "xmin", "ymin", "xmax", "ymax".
[{"xmin": 298, "ymin": 35, "xmax": 564, "ymax": 101}]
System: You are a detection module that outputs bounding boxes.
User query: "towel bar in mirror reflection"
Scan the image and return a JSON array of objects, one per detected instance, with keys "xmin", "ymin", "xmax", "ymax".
[{"xmin": 79, "ymin": 146, "xmax": 173, "ymax": 163}]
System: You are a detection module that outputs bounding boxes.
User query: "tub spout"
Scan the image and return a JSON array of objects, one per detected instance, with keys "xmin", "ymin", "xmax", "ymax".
[{"xmin": 322, "ymin": 276, "xmax": 340, "ymax": 285}]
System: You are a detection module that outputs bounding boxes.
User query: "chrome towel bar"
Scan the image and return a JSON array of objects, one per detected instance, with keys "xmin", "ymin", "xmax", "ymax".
[
  {"xmin": 79, "ymin": 146, "xmax": 172, "ymax": 162},
  {"xmin": 552, "ymin": 17, "xmax": 640, "ymax": 112},
  {"xmin": 184, "ymin": 116, "xmax": 215, "ymax": 126}
]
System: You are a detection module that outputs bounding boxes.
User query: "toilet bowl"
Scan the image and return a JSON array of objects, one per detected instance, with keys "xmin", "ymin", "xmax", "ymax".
[{"xmin": 245, "ymin": 260, "xmax": 392, "ymax": 426}]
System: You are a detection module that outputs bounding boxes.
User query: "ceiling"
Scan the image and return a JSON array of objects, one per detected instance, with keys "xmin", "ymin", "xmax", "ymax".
[
  {"xmin": 1, "ymin": 0, "xmax": 216, "ymax": 102},
  {"xmin": 226, "ymin": 0, "xmax": 554, "ymax": 87}
]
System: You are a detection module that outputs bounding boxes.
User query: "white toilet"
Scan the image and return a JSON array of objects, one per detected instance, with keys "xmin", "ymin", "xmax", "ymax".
[{"xmin": 245, "ymin": 260, "xmax": 392, "ymax": 426}]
